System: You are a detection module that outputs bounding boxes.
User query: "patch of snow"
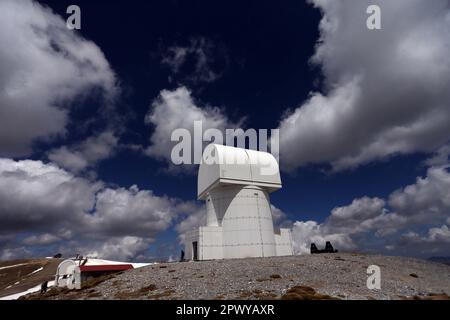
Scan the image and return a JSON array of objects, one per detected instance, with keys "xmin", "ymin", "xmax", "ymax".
[
  {"xmin": 131, "ymin": 262, "xmax": 154, "ymax": 268},
  {"xmin": 83, "ymin": 258, "xmax": 154, "ymax": 269},
  {"xmin": 14, "ymin": 281, "xmax": 20, "ymax": 285},
  {"xmin": 0, "ymin": 281, "xmax": 55, "ymax": 300},
  {"xmin": 28, "ymin": 267, "xmax": 44, "ymax": 275},
  {"xmin": 0, "ymin": 263, "xmax": 29, "ymax": 271}
]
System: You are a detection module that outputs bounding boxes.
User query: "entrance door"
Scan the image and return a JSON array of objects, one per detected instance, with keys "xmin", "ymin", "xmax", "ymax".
[{"xmin": 192, "ymin": 241, "xmax": 198, "ymax": 261}]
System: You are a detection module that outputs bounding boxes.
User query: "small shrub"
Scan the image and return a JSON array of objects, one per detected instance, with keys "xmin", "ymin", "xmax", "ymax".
[
  {"xmin": 87, "ymin": 291, "xmax": 101, "ymax": 298},
  {"xmin": 81, "ymin": 274, "xmax": 115, "ymax": 290},
  {"xmin": 281, "ymin": 286, "xmax": 339, "ymax": 300},
  {"xmin": 114, "ymin": 284, "xmax": 157, "ymax": 299},
  {"xmin": 147, "ymin": 289, "xmax": 174, "ymax": 299},
  {"xmin": 239, "ymin": 290, "xmax": 252, "ymax": 298},
  {"xmin": 403, "ymin": 293, "xmax": 450, "ymax": 300}
]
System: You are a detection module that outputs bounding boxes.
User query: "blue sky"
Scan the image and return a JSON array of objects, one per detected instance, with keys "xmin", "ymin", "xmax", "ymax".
[{"xmin": 0, "ymin": 0, "xmax": 449, "ymax": 261}]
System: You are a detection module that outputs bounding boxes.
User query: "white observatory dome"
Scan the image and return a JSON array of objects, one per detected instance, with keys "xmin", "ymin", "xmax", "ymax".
[{"xmin": 198, "ymin": 144, "xmax": 282, "ymax": 200}]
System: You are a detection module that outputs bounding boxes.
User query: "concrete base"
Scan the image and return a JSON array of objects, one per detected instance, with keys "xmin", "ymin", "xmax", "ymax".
[
  {"xmin": 185, "ymin": 226, "xmax": 293, "ymax": 260},
  {"xmin": 185, "ymin": 185, "xmax": 294, "ymax": 260}
]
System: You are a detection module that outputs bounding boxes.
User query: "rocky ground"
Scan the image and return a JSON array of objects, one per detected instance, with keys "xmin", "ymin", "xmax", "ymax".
[{"xmin": 21, "ymin": 253, "xmax": 450, "ymax": 300}]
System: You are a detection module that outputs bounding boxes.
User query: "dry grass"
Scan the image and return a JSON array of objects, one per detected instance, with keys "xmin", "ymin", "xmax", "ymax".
[
  {"xmin": 235, "ymin": 288, "xmax": 279, "ymax": 300},
  {"xmin": 239, "ymin": 290, "xmax": 252, "ymax": 298},
  {"xmin": 147, "ymin": 289, "xmax": 174, "ymax": 299},
  {"xmin": 255, "ymin": 292, "xmax": 278, "ymax": 299},
  {"xmin": 114, "ymin": 284, "xmax": 157, "ymax": 299},
  {"xmin": 256, "ymin": 275, "xmax": 281, "ymax": 282},
  {"xmin": 81, "ymin": 274, "xmax": 115, "ymax": 290},
  {"xmin": 252, "ymin": 289, "xmax": 278, "ymax": 299},
  {"xmin": 281, "ymin": 286, "xmax": 339, "ymax": 300},
  {"xmin": 402, "ymin": 293, "xmax": 450, "ymax": 300},
  {"xmin": 23, "ymin": 273, "xmax": 118, "ymax": 300},
  {"xmin": 87, "ymin": 291, "xmax": 102, "ymax": 298},
  {"xmin": 20, "ymin": 287, "xmax": 68, "ymax": 300}
]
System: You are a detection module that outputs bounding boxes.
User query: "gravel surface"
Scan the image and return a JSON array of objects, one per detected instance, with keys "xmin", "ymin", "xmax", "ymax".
[{"xmin": 24, "ymin": 253, "xmax": 450, "ymax": 300}]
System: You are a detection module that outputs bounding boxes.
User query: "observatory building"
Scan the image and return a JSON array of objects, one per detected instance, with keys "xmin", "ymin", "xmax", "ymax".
[
  {"xmin": 55, "ymin": 258, "xmax": 135, "ymax": 289},
  {"xmin": 184, "ymin": 144, "xmax": 293, "ymax": 260}
]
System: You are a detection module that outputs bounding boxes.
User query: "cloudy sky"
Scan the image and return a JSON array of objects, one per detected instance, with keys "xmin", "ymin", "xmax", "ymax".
[{"xmin": 0, "ymin": 0, "xmax": 449, "ymax": 261}]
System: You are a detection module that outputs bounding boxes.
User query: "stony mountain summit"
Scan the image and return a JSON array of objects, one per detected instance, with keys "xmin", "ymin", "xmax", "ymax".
[{"xmin": 20, "ymin": 253, "xmax": 450, "ymax": 300}]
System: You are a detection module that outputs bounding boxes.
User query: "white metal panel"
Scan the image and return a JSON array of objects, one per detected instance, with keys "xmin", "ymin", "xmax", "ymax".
[
  {"xmin": 205, "ymin": 194, "xmax": 219, "ymax": 226},
  {"xmin": 246, "ymin": 149, "xmax": 281, "ymax": 188},
  {"xmin": 199, "ymin": 226, "xmax": 224, "ymax": 260},
  {"xmin": 198, "ymin": 144, "xmax": 282, "ymax": 199},
  {"xmin": 198, "ymin": 157, "xmax": 220, "ymax": 200},
  {"xmin": 275, "ymin": 228, "xmax": 294, "ymax": 256},
  {"xmin": 219, "ymin": 186, "xmax": 277, "ymax": 258}
]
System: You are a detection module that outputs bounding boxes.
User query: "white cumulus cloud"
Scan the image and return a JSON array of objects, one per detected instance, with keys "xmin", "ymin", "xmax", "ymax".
[
  {"xmin": 291, "ymin": 164, "xmax": 450, "ymax": 256},
  {"xmin": 48, "ymin": 131, "xmax": 119, "ymax": 173},
  {"xmin": 0, "ymin": 0, "xmax": 118, "ymax": 157},
  {"xmin": 278, "ymin": 0, "xmax": 450, "ymax": 172},
  {"xmin": 0, "ymin": 158, "xmax": 198, "ymax": 261},
  {"xmin": 145, "ymin": 86, "xmax": 242, "ymax": 172}
]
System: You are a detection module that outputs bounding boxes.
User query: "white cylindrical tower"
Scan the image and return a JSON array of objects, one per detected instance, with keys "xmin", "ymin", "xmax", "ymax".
[{"xmin": 206, "ymin": 185, "xmax": 276, "ymax": 258}]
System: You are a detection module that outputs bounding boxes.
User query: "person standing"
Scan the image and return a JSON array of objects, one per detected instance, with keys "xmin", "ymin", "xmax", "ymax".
[{"xmin": 40, "ymin": 281, "xmax": 48, "ymax": 294}]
